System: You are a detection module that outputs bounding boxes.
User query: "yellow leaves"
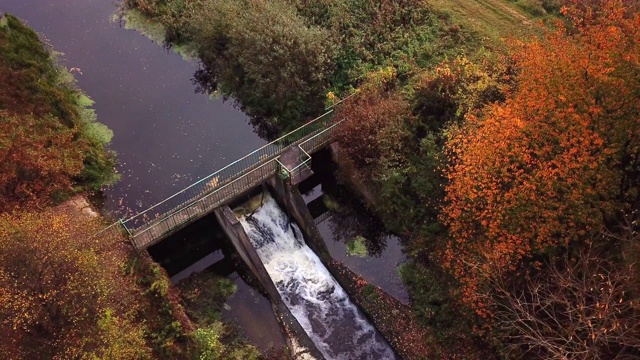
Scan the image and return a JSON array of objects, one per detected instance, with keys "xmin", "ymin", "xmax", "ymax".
[
  {"xmin": 326, "ymin": 91, "xmax": 337, "ymax": 104},
  {"xmin": 0, "ymin": 208, "xmax": 144, "ymax": 357}
]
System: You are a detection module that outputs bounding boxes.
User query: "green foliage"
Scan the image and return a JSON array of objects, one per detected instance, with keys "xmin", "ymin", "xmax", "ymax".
[
  {"xmin": 319, "ymin": 0, "xmax": 457, "ymax": 88},
  {"xmin": 123, "ymin": 9, "xmax": 196, "ymax": 59},
  {"xmin": 128, "ymin": 254, "xmax": 190, "ymax": 358},
  {"xmin": 323, "ymin": 194, "xmax": 342, "ymax": 213},
  {"xmin": 180, "ymin": 271, "xmax": 262, "ymax": 360},
  {"xmin": 217, "ymin": 277, "xmax": 238, "ymax": 299},
  {"xmin": 193, "ymin": 323, "xmax": 225, "ymax": 360},
  {"xmin": 399, "ymin": 262, "xmax": 453, "ymax": 328},
  {"xmin": 375, "ymin": 133, "xmax": 445, "ymax": 238},
  {"xmin": 180, "ymin": 272, "xmax": 237, "ymax": 326},
  {"xmin": 122, "ymin": 0, "xmax": 466, "ymax": 134},
  {"xmin": 147, "ymin": 265, "xmax": 170, "ymax": 297},
  {"xmin": 508, "ymin": 0, "xmax": 562, "ymax": 17},
  {"xmin": 193, "ymin": 322, "xmax": 261, "ymax": 360},
  {"xmin": 90, "ymin": 308, "xmax": 151, "ymax": 360},
  {"xmin": 130, "ymin": 0, "xmax": 334, "ymax": 136},
  {"xmin": 361, "ymin": 284, "xmax": 377, "ymax": 300},
  {"xmin": 346, "ymin": 235, "xmax": 369, "ymax": 257}
]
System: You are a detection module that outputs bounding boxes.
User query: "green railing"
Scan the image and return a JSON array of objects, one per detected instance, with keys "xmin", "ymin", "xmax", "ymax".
[{"xmin": 119, "ymin": 99, "xmax": 348, "ymax": 249}]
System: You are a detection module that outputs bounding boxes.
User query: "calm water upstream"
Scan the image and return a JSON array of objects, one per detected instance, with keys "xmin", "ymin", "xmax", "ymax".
[{"xmin": 1, "ymin": 0, "xmax": 265, "ymax": 215}]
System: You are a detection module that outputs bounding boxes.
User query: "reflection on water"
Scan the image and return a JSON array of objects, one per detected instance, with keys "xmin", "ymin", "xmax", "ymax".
[
  {"xmin": 223, "ymin": 272, "xmax": 287, "ymax": 352},
  {"xmin": 1, "ymin": 0, "xmax": 265, "ymax": 216},
  {"xmin": 147, "ymin": 212, "xmax": 285, "ymax": 352}
]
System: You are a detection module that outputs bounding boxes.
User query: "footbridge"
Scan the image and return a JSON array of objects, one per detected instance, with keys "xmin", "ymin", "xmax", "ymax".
[{"xmin": 117, "ymin": 105, "xmax": 345, "ymax": 249}]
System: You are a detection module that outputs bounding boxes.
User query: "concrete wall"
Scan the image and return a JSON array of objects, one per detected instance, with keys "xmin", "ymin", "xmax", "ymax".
[
  {"xmin": 214, "ymin": 206, "xmax": 278, "ymax": 301},
  {"xmin": 266, "ymin": 177, "xmax": 331, "ymax": 261},
  {"xmin": 214, "ymin": 204, "xmax": 324, "ymax": 360},
  {"xmin": 329, "ymin": 143, "xmax": 377, "ymax": 208}
]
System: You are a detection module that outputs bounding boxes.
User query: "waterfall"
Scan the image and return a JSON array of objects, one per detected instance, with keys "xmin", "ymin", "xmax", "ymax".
[{"xmin": 239, "ymin": 195, "xmax": 396, "ymax": 360}]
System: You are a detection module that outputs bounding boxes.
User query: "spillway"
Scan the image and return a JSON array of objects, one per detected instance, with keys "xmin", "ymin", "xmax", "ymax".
[{"xmin": 239, "ymin": 195, "xmax": 396, "ymax": 360}]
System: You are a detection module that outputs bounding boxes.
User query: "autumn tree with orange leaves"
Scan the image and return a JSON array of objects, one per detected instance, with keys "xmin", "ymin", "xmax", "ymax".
[
  {"xmin": 0, "ymin": 209, "xmax": 152, "ymax": 359},
  {"xmin": 441, "ymin": 0, "xmax": 640, "ymax": 317}
]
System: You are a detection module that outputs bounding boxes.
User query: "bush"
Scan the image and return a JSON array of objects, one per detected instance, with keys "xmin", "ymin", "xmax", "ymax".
[{"xmin": 184, "ymin": 0, "xmax": 334, "ymax": 136}]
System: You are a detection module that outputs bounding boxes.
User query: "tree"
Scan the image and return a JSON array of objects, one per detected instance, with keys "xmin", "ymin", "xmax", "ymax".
[
  {"xmin": 487, "ymin": 243, "xmax": 640, "ymax": 359},
  {"xmin": 0, "ymin": 14, "xmax": 118, "ymax": 204},
  {"xmin": 186, "ymin": 0, "xmax": 335, "ymax": 137},
  {"xmin": 334, "ymin": 67, "xmax": 414, "ymax": 180},
  {"xmin": 0, "ymin": 111, "xmax": 85, "ymax": 211},
  {"xmin": 440, "ymin": 0, "xmax": 640, "ymax": 314},
  {"xmin": 0, "ymin": 209, "xmax": 151, "ymax": 359}
]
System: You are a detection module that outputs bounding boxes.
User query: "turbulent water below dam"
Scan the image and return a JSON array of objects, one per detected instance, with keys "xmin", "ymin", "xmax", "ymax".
[{"xmin": 239, "ymin": 195, "xmax": 396, "ymax": 360}]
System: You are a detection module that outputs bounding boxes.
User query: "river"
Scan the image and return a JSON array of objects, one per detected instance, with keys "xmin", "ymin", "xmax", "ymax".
[{"xmin": 1, "ymin": 0, "xmax": 265, "ymax": 215}]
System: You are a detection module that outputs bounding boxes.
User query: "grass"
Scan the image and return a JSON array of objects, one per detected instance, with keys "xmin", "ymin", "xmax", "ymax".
[{"xmin": 429, "ymin": 0, "xmax": 541, "ymax": 41}]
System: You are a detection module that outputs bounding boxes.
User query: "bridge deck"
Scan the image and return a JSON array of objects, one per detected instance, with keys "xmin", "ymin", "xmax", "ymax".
[
  {"xmin": 131, "ymin": 161, "xmax": 276, "ymax": 249},
  {"xmin": 279, "ymin": 147, "xmax": 314, "ymax": 185},
  {"xmin": 120, "ymin": 107, "xmax": 345, "ymax": 250}
]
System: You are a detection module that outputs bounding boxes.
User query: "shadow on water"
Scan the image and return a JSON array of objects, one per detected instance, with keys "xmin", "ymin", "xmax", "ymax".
[
  {"xmin": 147, "ymin": 212, "xmax": 286, "ymax": 352},
  {"xmin": 299, "ymin": 148, "xmax": 410, "ymax": 304}
]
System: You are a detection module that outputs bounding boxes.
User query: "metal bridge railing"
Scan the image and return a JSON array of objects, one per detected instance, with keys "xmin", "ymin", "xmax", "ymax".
[
  {"xmin": 121, "ymin": 108, "xmax": 336, "ymax": 234},
  {"xmin": 130, "ymin": 160, "xmax": 278, "ymax": 248},
  {"xmin": 278, "ymin": 119, "xmax": 344, "ymax": 180},
  {"xmin": 119, "ymin": 96, "xmax": 351, "ymax": 248}
]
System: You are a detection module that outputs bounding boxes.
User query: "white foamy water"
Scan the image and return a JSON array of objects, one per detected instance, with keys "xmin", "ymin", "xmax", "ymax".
[{"xmin": 239, "ymin": 195, "xmax": 397, "ymax": 360}]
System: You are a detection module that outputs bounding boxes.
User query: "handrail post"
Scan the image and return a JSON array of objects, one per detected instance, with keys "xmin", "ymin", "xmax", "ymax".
[{"xmin": 119, "ymin": 218, "xmax": 133, "ymax": 238}]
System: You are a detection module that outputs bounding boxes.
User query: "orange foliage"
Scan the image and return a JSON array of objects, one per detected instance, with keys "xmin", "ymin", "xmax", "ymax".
[
  {"xmin": 440, "ymin": 0, "xmax": 640, "ymax": 314},
  {"xmin": 0, "ymin": 208, "xmax": 150, "ymax": 358},
  {"xmin": 0, "ymin": 111, "xmax": 86, "ymax": 211}
]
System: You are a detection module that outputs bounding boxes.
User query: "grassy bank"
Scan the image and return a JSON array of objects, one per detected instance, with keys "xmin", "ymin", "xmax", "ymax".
[
  {"xmin": 428, "ymin": 0, "xmax": 545, "ymax": 41},
  {"xmin": 0, "ymin": 14, "xmax": 119, "ymax": 210}
]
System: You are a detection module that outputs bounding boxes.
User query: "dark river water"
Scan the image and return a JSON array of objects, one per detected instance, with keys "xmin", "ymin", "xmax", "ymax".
[{"xmin": 1, "ymin": 0, "xmax": 265, "ymax": 215}]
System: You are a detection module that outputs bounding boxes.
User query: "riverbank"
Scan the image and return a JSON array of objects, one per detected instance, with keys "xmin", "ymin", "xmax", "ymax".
[
  {"xmin": 0, "ymin": 13, "xmax": 119, "ymax": 211},
  {"xmin": 329, "ymin": 260, "xmax": 429, "ymax": 359}
]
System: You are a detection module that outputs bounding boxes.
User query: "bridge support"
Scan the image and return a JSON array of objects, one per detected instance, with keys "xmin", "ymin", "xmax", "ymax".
[
  {"xmin": 266, "ymin": 176, "xmax": 331, "ymax": 261},
  {"xmin": 214, "ymin": 206, "xmax": 278, "ymax": 301}
]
